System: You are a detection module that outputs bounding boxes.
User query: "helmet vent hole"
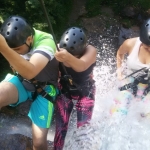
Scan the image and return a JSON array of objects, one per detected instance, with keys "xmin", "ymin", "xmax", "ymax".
[
  {"xmin": 63, "ymin": 44, "xmax": 67, "ymax": 47},
  {"xmin": 66, "ymin": 38, "xmax": 69, "ymax": 41},
  {"xmin": 6, "ymin": 32, "xmax": 10, "ymax": 35},
  {"xmin": 66, "ymin": 31, "xmax": 68, "ymax": 34},
  {"xmin": 80, "ymin": 38, "xmax": 83, "ymax": 41},
  {"xmin": 14, "ymin": 27, "xmax": 18, "ymax": 30},
  {"xmin": 146, "ymin": 23, "xmax": 149, "ymax": 27},
  {"xmin": 7, "ymin": 23, "xmax": 10, "ymax": 26},
  {"xmin": 15, "ymin": 19, "xmax": 18, "ymax": 21},
  {"xmin": 80, "ymin": 30, "xmax": 83, "ymax": 32},
  {"xmin": 73, "ymin": 41, "xmax": 76, "ymax": 44},
  {"xmin": 73, "ymin": 33, "xmax": 75, "ymax": 36}
]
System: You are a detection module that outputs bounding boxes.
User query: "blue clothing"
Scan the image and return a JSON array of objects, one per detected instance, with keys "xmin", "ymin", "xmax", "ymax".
[
  {"xmin": 3, "ymin": 73, "xmax": 57, "ymax": 128},
  {"xmin": 1, "ymin": 29, "xmax": 59, "ymax": 128}
]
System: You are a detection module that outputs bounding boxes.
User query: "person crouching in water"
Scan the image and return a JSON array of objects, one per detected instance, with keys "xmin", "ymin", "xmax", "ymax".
[{"xmin": 54, "ymin": 27, "xmax": 97, "ymax": 150}]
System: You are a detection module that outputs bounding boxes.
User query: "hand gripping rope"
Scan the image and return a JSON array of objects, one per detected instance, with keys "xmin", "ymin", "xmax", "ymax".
[
  {"xmin": 119, "ymin": 67, "xmax": 150, "ymax": 96},
  {"xmin": 38, "ymin": 0, "xmax": 83, "ymax": 99}
]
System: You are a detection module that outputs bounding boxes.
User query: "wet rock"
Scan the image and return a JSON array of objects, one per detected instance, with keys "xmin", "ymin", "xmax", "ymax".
[
  {"xmin": 0, "ymin": 113, "xmax": 32, "ymax": 137},
  {"xmin": 1, "ymin": 100, "xmax": 32, "ymax": 116},
  {"xmin": 146, "ymin": 9, "xmax": 150, "ymax": 16},
  {"xmin": 0, "ymin": 100, "xmax": 55, "ymax": 149},
  {"xmin": 122, "ymin": 6, "xmax": 138, "ymax": 18},
  {"xmin": 0, "ymin": 133, "xmax": 54, "ymax": 150},
  {"xmin": 118, "ymin": 26, "xmax": 139, "ymax": 46},
  {"xmin": 0, "ymin": 134, "xmax": 32, "ymax": 150},
  {"xmin": 68, "ymin": 0, "xmax": 86, "ymax": 25}
]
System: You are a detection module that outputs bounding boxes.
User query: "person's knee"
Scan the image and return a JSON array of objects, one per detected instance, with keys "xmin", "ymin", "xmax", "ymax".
[
  {"xmin": 33, "ymin": 141, "xmax": 44, "ymax": 148},
  {"xmin": 33, "ymin": 139, "xmax": 47, "ymax": 150},
  {"xmin": 0, "ymin": 82, "xmax": 18, "ymax": 107},
  {"xmin": 32, "ymin": 123, "xmax": 48, "ymax": 150}
]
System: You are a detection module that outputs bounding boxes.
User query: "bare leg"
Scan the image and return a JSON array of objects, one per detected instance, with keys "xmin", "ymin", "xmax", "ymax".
[
  {"xmin": 0, "ymin": 82, "xmax": 18, "ymax": 108},
  {"xmin": 32, "ymin": 123, "xmax": 49, "ymax": 150}
]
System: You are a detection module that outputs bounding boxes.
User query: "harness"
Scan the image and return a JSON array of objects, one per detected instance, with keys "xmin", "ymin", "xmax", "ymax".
[
  {"xmin": 59, "ymin": 75, "xmax": 82, "ymax": 99},
  {"xmin": 60, "ymin": 74, "xmax": 94, "ymax": 100},
  {"xmin": 119, "ymin": 67, "xmax": 150, "ymax": 97},
  {"xmin": 16, "ymin": 73, "xmax": 55, "ymax": 103},
  {"xmin": 31, "ymin": 79, "xmax": 55, "ymax": 103},
  {"xmin": 38, "ymin": 0, "xmax": 94, "ymax": 100}
]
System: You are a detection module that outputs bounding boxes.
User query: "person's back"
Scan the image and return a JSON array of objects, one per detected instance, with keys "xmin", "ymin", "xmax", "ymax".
[{"xmin": 21, "ymin": 29, "xmax": 59, "ymax": 90}]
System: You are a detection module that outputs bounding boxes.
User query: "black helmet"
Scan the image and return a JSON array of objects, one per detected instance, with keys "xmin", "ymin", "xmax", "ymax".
[
  {"xmin": 59, "ymin": 27, "xmax": 87, "ymax": 55},
  {"xmin": 0, "ymin": 15, "xmax": 34, "ymax": 48},
  {"xmin": 140, "ymin": 18, "xmax": 150, "ymax": 46}
]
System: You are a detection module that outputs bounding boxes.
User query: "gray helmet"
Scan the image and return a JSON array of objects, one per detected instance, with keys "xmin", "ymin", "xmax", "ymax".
[
  {"xmin": 59, "ymin": 27, "xmax": 87, "ymax": 55},
  {"xmin": 0, "ymin": 15, "xmax": 34, "ymax": 48},
  {"xmin": 140, "ymin": 18, "xmax": 150, "ymax": 46}
]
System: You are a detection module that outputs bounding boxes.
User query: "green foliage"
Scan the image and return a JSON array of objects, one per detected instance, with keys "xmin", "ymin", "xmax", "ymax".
[
  {"xmin": 25, "ymin": 0, "xmax": 72, "ymax": 35},
  {"xmin": 86, "ymin": 0, "xmax": 103, "ymax": 17},
  {"xmin": 108, "ymin": 0, "xmax": 150, "ymax": 15},
  {"xmin": 121, "ymin": 18, "xmax": 133, "ymax": 28},
  {"xmin": 0, "ymin": 0, "xmax": 72, "ymax": 77},
  {"xmin": 1, "ymin": 0, "xmax": 150, "ymax": 78},
  {"xmin": 0, "ymin": 0, "xmax": 72, "ymax": 35},
  {"xmin": 85, "ymin": 0, "xmax": 150, "ymax": 28},
  {"xmin": 135, "ymin": 0, "xmax": 150, "ymax": 11},
  {"xmin": 85, "ymin": 0, "xmax": 150, "ymax": 17}
]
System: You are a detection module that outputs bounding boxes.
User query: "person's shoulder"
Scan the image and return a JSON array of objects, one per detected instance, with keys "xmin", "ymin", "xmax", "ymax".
[
  {"xmin": 123, "ymin": 37, "xmax": 138, "ymax": 48},
  {"xmin": 85, "ymin": 44, "xmax": 97, "ymax": 54},
  {"xmin": 86, "ymin": 44, "xmax": 96, "ymax": 50}
]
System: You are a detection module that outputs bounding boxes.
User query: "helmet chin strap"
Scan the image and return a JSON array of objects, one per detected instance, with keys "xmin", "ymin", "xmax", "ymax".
[
  {"xmin": 25, "ymin": 42, "xmax": 32, "ymax": 52},
  {"xmin": 24, "ymin": 35, "xmax": 33, "ymax": 52}
]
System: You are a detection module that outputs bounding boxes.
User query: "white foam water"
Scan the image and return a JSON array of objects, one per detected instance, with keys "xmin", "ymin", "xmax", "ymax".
[
  {"xmin": 63, "ymin": 25, "xmax": 149, "ymax": 150},
  {"xmin": 63, "ymin": 59, "xmax": 150, "ymax": 150}
]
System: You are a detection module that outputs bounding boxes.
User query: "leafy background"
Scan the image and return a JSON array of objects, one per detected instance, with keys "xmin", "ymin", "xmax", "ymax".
[{"xmin": 0, "ymin": 0, "xmax": 150, "ymax": 80}]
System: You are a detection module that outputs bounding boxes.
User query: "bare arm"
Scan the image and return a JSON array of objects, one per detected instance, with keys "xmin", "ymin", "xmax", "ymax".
[
  {"xmin": 0, "ymin": 34, "xmax": 49, "ymax": 80},
  {"xmin": 116, "ymin": 38, "xmax": 137, "ymax": 79},
  {"xmin": 55, "ymin": 45, "xmax": 97, "ymax": 72}
]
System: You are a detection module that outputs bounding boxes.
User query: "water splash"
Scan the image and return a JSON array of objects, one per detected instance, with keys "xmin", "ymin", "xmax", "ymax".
[
  {"xmin": 63, "ymin": 55, "xmax": 119, "ymax": 150},
  {"xmin": 64, "ymin": 64, "xmax": 150, "ymax": 150},
  {"xmin": 63, "ymin": 27, "xmax": 150, "ymax": 149}
]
